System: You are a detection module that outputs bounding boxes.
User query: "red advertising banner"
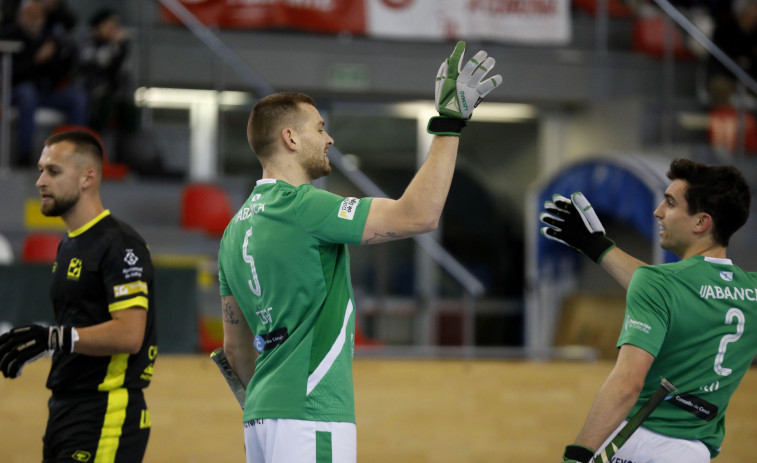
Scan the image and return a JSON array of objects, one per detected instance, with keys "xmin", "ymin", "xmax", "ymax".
[
  {"xmin": 160, "ymin": 0, "xmax": 366, "ymax": 34},
  {"xmin": 161, "ymin": 0, "xmax": 571, "ymax": 45}
]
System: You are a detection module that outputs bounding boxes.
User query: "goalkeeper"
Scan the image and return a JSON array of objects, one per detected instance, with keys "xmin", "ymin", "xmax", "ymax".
[{"xmin": 218, "ymin": 41, "xmax": 500, "ymax": 463}]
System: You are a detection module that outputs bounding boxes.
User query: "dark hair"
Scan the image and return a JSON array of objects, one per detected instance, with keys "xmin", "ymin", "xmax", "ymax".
[
  {"xmin": 89, "ymin": 8, "xmax": 117, "ymax": 27},
  {"xmin": 247, "ymin": 92, "xmax": 317, "ymax": 158},
  {"xmin": 667, "ymin": 158, "xmax": 751, "ymax": 246},
  {"xmin": 44, "ymin": 129, "xmax": 104, "ymax": 164}
]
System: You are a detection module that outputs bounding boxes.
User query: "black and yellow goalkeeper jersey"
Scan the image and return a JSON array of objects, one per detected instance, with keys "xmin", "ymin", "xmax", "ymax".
[{"xmin": 46, "ymin": 210, "xmax": 157, "ymax": 393}]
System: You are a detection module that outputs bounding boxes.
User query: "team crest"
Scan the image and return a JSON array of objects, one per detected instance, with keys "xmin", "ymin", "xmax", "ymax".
[{"xmin": 124, "ymin": 249, "xmax": 139, "ymax": 266}]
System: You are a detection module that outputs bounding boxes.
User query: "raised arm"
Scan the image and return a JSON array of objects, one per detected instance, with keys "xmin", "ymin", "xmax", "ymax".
[{"xmin": 362, "ymin": 41, "xmax": 502, "ymax": 245}]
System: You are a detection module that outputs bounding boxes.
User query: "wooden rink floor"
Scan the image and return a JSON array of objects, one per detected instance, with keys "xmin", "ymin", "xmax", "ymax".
[{"xmin": 1, "ymin": 355, "xmax": 755, "ymax": 462}]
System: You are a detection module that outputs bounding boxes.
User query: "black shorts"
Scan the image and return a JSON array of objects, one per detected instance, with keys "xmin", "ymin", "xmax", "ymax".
[{"xmin": 43, "ymin": 389, "xmax": 150, "ymax": 463}]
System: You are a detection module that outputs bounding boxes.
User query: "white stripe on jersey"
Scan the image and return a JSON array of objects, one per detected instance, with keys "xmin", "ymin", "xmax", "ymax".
[{"xmin": 306, "ymin": 300, "xmax": 353, "ymax": 395}]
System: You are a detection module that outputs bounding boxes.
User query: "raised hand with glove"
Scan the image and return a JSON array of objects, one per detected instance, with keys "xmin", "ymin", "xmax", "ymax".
[
  {"xmin": 539, "ymin": 191, "xmax": 615, "ymax": 263},
  {"xmin": 0, "ymin": 324, "xmax": 78, "ymax": 378},
  {"xmin": 427, "ymin": 41, "xmax": 502, "ymax": 137}
]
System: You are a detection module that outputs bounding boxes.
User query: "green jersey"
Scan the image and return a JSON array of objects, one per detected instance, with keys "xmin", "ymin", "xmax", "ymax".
[
  {"xmin": 218, "ymin": 179, "xmax": 371, "ymax": 424},
  {"xmin": 619, "ymin": 255, "xmax": 757, "ymax": 456}
]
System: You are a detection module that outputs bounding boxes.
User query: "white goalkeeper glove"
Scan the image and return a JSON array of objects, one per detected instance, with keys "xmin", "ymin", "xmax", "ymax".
[{"xmin": 427, "ymin": 41, "xmax": 502, "ymax": 136}]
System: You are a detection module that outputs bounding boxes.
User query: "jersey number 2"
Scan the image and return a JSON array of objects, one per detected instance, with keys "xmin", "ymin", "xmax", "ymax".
[
  {"xmin": 243, "ymin": 227, "xmax": 262, "ymax": 296},
  {"xmin": 714, "ymin": 308, "xmax": 745, "ymax": 376}
]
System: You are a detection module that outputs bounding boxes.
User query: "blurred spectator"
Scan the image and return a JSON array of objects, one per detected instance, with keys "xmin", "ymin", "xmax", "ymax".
[
  {"xmin": 1, "ymin": 0, "xmax": 75, "ymax": 30},
  {"xmin": 707, "ymin": 0, "xmax": 757, "ymax": 107},
  {"xmin": 78, "ymin": 8, "xmax": 139, "ymax": 146},
  {"xmin": 0, "ymin": 0, "xmax": 22, "ymax": 27},
  {"xmin": 40, "ymin": 0, "xmax": 75, "ymax": 32},
  {"xmin": 0, "ymin": 0, "xmax": 87, "ymax": 166}
]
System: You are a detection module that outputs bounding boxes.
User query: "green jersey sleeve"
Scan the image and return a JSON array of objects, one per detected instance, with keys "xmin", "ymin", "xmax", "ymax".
[
  {"xmin": 292, "ymin": 186, "xmax": 371, "ymax": 245},
  {"xmin": 617, "ymin": 266, "xmax": 671, "ymax": 357}
]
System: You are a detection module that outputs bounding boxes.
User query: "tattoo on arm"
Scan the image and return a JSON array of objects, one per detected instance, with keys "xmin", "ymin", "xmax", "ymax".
[
  {"xmin": 364, "ymin": 231, "xmax": 407, "ymax": 244},
  {"xmin": 222, "ymin": 298, "xmax": 240, "ymax": 325}
]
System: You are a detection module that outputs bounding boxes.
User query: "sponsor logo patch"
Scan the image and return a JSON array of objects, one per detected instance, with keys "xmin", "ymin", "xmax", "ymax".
[
  {"xmin": 113, "ymin": 281, "xmax": 148, "ymax": 298},
  {"xmin": 338, "ymin": 197, "xmax": 359, "ymax": 220},
  {"xmin": 624, "ymin": 315, "xmax": 652, "ymax": 334},
  {"xmin": 67, "ymin": 258, "xmax": 82, "ymax": 280},
  {"xmin": 254, "ymin": 327, "xmax": 289, "ymax": 353}
]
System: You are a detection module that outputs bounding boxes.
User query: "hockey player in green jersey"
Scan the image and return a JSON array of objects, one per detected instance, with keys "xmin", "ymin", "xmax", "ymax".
[
  {"xmin": 540, "ymin": 158, "xmax": 756, "ymax": 462},
  {"xmin": 218, "ymin": 41, "xmax": 501, "ymax": 463}
]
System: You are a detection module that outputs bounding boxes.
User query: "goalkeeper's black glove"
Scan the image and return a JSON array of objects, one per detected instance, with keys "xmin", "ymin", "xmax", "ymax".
[
  {"xmin": 0, "ymin": 324, "xmax": 78, "ymax": 378},
  {"xmin": 427, "ymin": 41, "xmax": 502, "ymax": 137},
  {"xmin": 560, "ymin": 444, "xmax": 595, "ymax": 463},
  {"xmin": 539, "ymin": 191, "xmax": 615, "ymax": 263}
]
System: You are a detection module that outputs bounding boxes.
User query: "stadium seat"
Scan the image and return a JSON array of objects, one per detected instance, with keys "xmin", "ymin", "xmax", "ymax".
[
  {"xmin": 21, "ymin": 232, "xmax": 61, "ymax": 263},
  {"xmin": 573, "ymin": 0, "xmax": 633, "ymax": 17},
  {"xmin": 709, "ymin": 106, "xmax": 757, "ymax": 154},
  {"xmin": 180, "ymin": 183, "xmax": 234, "ymax": 237},
  {"xmin": 355, "ymin": 314, "xmax": 382, "ymax": 347},
  {"xmin": 52, "ymin": 124, "xmax": 130, "ymax": 180},
  {"xmin": 632, "ymin": 14, "xmax": 695, "ymax": 60}
]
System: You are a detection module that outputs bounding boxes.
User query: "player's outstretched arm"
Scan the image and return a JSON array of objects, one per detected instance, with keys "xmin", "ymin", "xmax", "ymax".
[
  {"xmin": 362, "ymin": 41, "xmax": 501, "ymax": 245},
  {"xmin": 539, "ymin": 192, "xmax": 646, "ymax": 290}
]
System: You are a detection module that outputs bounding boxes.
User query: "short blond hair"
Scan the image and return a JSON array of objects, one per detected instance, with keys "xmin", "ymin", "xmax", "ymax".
[{"xmin": 247, "ymin": 92, "xmax": 317, "ymax": 158}]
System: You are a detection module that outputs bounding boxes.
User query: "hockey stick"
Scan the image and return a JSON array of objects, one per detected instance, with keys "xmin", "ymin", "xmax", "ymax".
[
  {"xmin": 594, "ymin": 378, "xmax": 677, "ymax": 463},
  {"xmin": 210, "ymin": 347, "xmax": 246, "ymax": 409}
]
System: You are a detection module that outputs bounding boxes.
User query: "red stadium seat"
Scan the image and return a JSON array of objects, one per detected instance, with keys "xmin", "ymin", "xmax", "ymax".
[
  {"xmin": 22, "ymin": 232, "xmax": 61, "ymax": 263},
  {"xmin": 180, "ymin": 183, "xmax": 234, "ymax": 237},
  {"xmin": 52, "ymin": 125, "xmax": 130, "ymax": 180},
  {"xmin": 573, "ymin": 0, "xmax": 633, "ymax": 17},
  {"xmin": 632, "ymin": 15, "xmax": 695, "ymax": 60},
  {"xmin": 709, "ymin": 106, "xmax": 757, "ymax": 154}
]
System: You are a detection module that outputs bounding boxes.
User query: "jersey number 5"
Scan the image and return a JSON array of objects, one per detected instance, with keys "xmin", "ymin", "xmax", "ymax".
[
  {"xmin": 714, "ymin": 308, "xmax": 745, "ymax": 376},
  {"xmin": 243, "ymin": 227, "xmax": 262, "ymax": 296}
]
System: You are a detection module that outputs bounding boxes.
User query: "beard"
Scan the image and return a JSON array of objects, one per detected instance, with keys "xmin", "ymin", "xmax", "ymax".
[
  {"xmin": 41, "ymin": 192, "xmax": 79, "ymax": 217},
  {"xmin": 302, "ymin": 151, "xmax": 331, "ymax": 180}
]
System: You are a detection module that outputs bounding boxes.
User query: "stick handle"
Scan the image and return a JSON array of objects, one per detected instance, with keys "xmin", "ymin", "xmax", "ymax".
[
  {"xmin": 595, "ymin": 378, "xmax": 677, "ymax": 463},
  {"xmin": 210, "ymin": 347, "xmax": 247, "ymax": 409}
]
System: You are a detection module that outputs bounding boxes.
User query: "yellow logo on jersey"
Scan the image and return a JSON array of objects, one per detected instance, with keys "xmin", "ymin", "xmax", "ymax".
[
  {"xmin": 71, "ymin": 450, "xmax": 91, "ymax": 462},
  {"xmin": 67, "ymin": 258, "xmax": 82, "ymax": 280},
  {"xmin": 140, "ymin": 409, "xmax": 151, "ymax": 429},
  {"xmin": 141, "ymin": 363, "xmax": 154, "ymax": 381}
]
